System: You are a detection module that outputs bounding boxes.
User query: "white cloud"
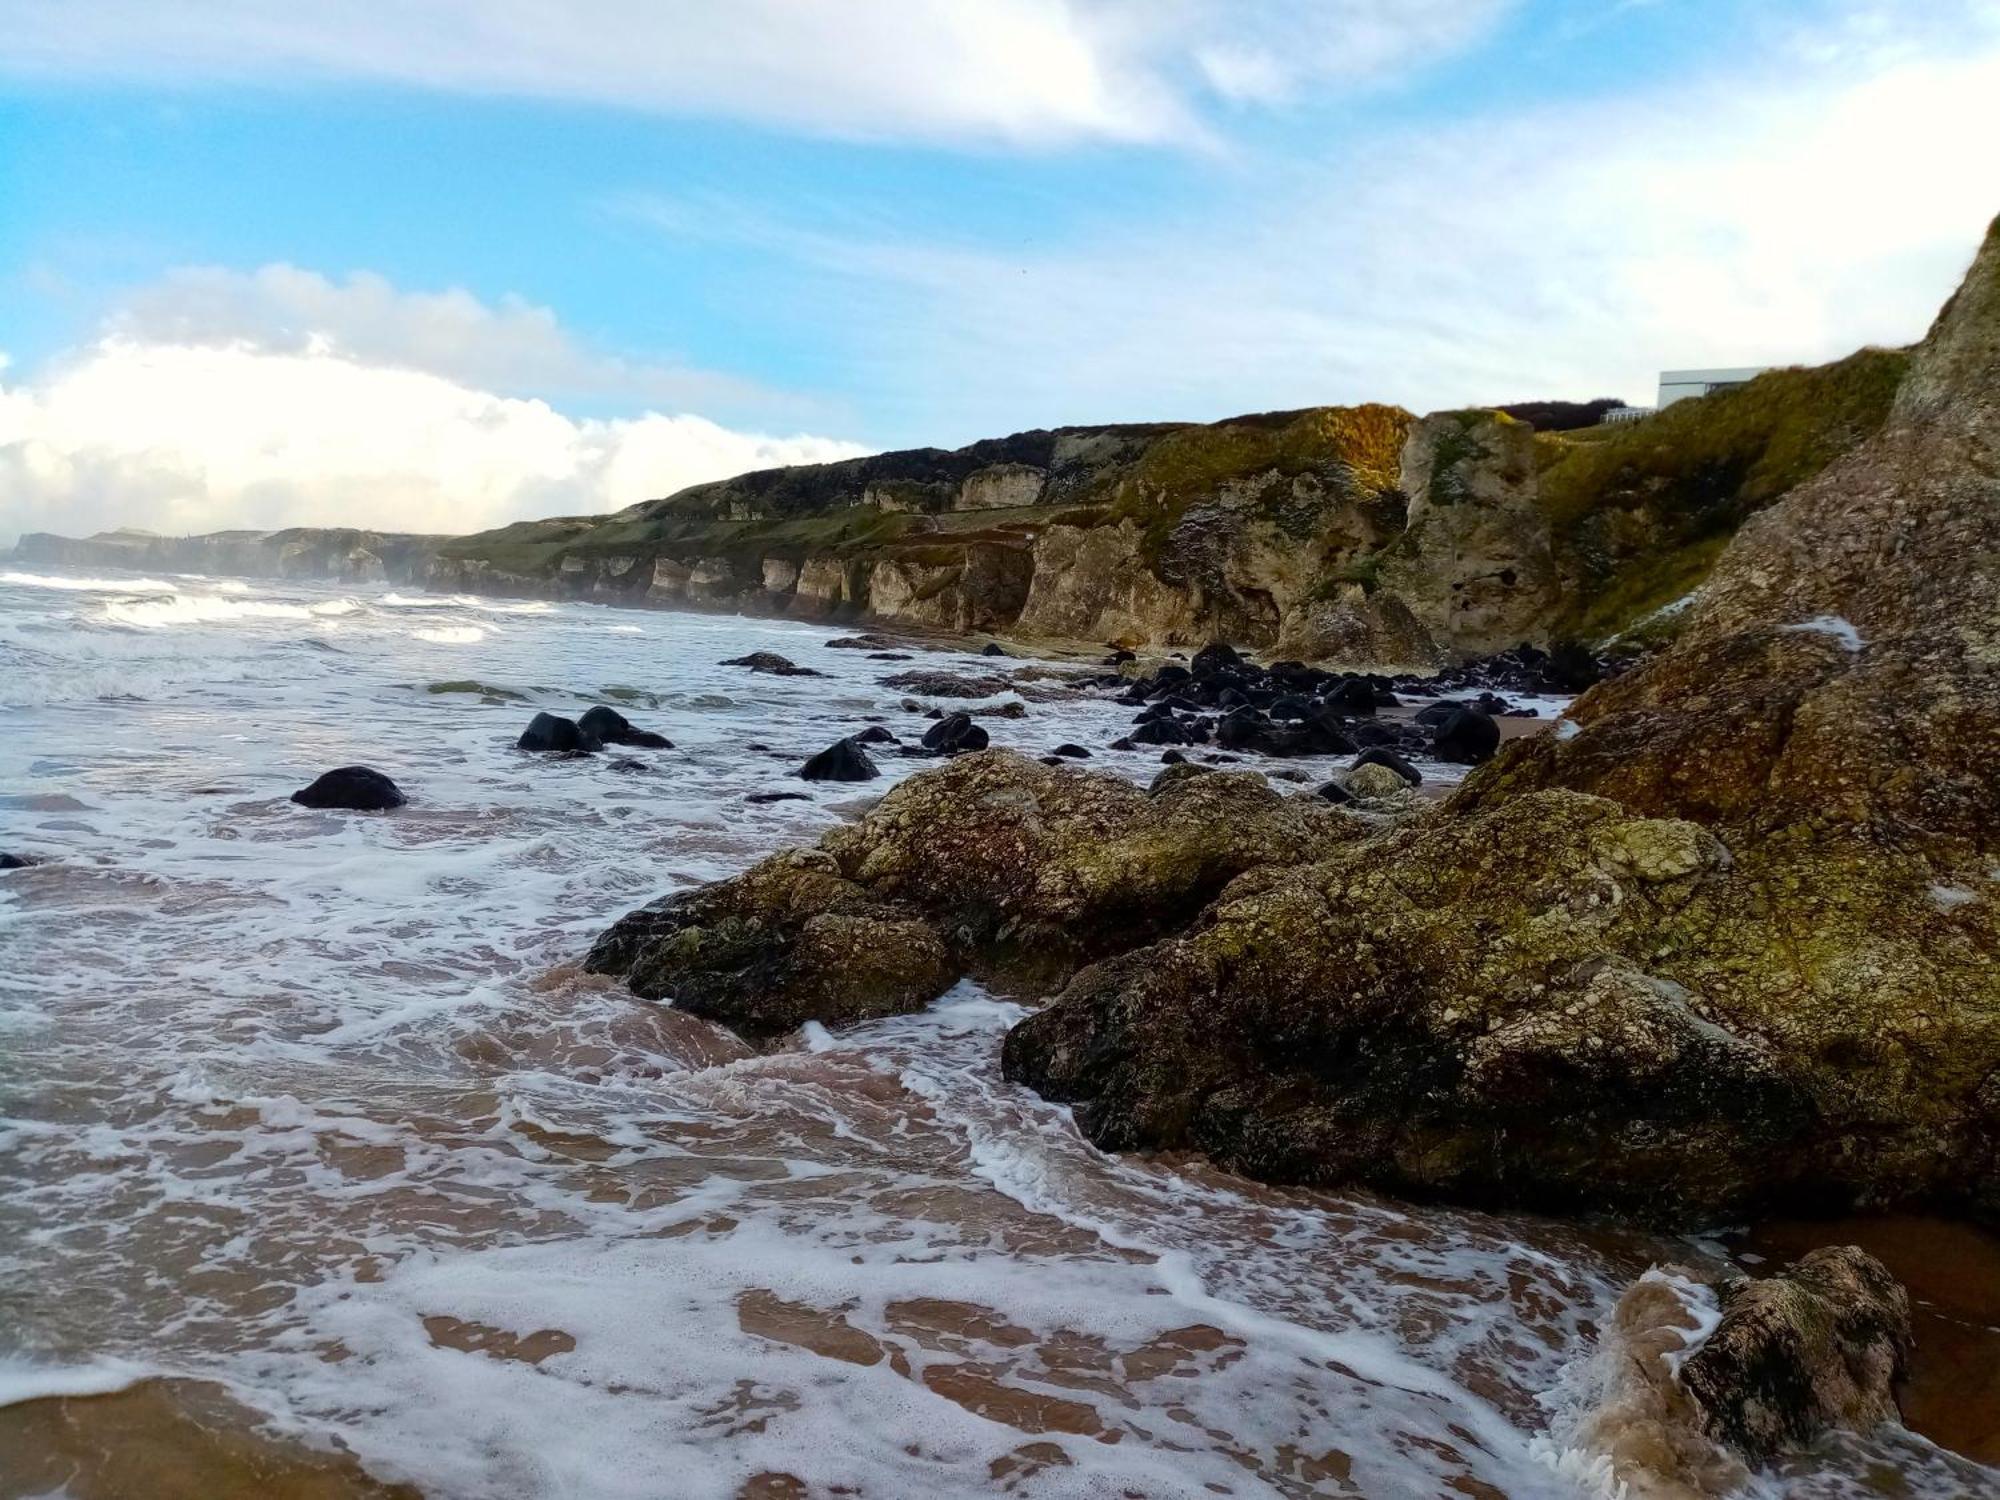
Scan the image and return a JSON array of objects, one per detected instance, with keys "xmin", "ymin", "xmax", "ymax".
[
  {"xmin": 0, "ymin": 337, "xmax": 867, "ymax": 546},
  {"xmin": 0, "ymin": 0, "xmax": 1509, "ymax": 146},
  {"xmin": 614, "ymin": 13, "xmax": 2000, "ymax": 433},
  {"xmin": 112, "ymin": 264, "xmax": 796, "ymax": 417}
]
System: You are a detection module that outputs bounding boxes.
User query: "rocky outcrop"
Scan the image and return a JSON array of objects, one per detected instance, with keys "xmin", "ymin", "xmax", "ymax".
[
  {"xmin": 1001, "ymin": 217, "xmax": 2000, "ymax": 1224},
  {"xmin": 1547, "ymin": 1250, "xmax": 1913, "ymax": 1497},
  {"xmin": 9, "ymin": 527, "xmax": 442, "ymax": 583},
  {"xmin": 1680, "ymin": 1247, "xmax": 1912, "ymax": 1461},
  {"xmin": 585, "ymin": 750, "xmax": 1353, "ymax": 1036}
]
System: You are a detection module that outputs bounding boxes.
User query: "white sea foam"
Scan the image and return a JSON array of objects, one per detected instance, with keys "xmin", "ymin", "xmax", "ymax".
[
  {"xmin": 0, "ymin": 1356, "xmax": 153, "ymax": 1409},
  {"xmin": 2, "ymin": 563, "xmax": 1988, "ymax": 1500}
]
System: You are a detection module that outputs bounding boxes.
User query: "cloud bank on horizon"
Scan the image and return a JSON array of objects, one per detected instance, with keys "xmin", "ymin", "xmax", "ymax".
[{"xmin": 2, "ymin": 0, "xmax": 1998, "ymax": 543}]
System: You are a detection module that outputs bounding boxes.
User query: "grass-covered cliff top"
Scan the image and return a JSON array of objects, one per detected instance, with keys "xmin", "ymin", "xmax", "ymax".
[
  {"xmin": 1537, "ymin": 346, "xmax": 1910, "ymax": 639},
  {"xmin": 435, "ymin": 404, "xmax": 1417, "ymax": 578}
]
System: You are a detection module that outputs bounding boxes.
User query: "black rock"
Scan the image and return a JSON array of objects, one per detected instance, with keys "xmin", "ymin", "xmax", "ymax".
[
  {"xmin": 1352, "ymin": 747, "xmax": 1422, "ymax": 786},
  {"xmin": 1268, "ymin": 694, "xmax": 1315, "ymax": 721},
  {"xmin": 1314, "ymin": 780, "xmax": 1356, "ymax": 805},
  {"xmin": 579, "ymin": 705, "xmax": 673, "ymax": 749},
  {"xmin": 518, "ymin": 712, "xmax": 596, "ymax": 753},
  {"xmin": 921, "ymin": 712, "xmax": 990, "ymax": 755},
  {"xmin": 1159, "ymin": 749, "xmax": 1187, "ymax": 765},
  {"xmin": 1432, "ymin": 705, "xmax": 1501, "ymax": 765},
  {"xmin": 1322, "ymin": 678, "xmax": 1378, "ymax": 717},
  {"xmin": 981, "ymin": 642, "xmax": 1009, "ymax": 657},
  {"xmin": 1190, "ymin": 641, "xmax": 1244, "ymax": 679},
  {"xmin": 746, "ymin": 791, "xmax": 811, "ymax": 803},
  {"xmin": 850, "ymin": 725, "xmax": 899, "ymax": 745},
  {"xmin": 0, "ymin": 852, "xmax": 39, "ymax": 869},
  {"xmin": 1129, "ymin": 717, "xmax": 1192, "ymax": 746},
  {"xmin": 722, "ymin": 651, "xmax": 825, "ymax": 677},
  {"xmin": 606, "ymin": 757, "xmax": 651, "ymax": 773},
  {"xmin": 800, "ymin": 739, "xmax": 880, "ymax": 781},
  {"xmin": 290, "ymin": 766, "xmax": 407, "ymax": 811},
  {"xmin": 1543, "ymin": 640, "xmax": 1605, "ymax": 694},
  {"xmin": 1109, "ymin": 736, "xmax": 1138, "ymax": 751},
  {"xmin": 1414, "ymin": 701, "xmax": 1459, "ymax": 728},
  {"xmin": 1050, "ymin": 743, "xmax": 1091, "ymax": 759}
]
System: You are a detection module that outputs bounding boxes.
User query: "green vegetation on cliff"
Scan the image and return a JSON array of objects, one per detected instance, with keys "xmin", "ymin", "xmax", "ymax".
[{"xmin": 1536, "ymin": 347, "xmax": 1909, "ymax": 639}]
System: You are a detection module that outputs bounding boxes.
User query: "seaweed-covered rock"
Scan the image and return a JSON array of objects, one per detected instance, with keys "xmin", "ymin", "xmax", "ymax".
[{"xmin": 1680, "ymin": 1246, "xmax": 1912, "ymax": 1461}]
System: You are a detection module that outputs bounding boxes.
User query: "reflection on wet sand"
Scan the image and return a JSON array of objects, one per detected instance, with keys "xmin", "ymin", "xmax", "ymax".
[{"xmin": 0, "ymin": 1380, "xmax": 420, "ymax": 1500}]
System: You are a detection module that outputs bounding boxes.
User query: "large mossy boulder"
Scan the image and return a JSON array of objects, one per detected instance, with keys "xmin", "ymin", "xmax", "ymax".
[
  {"xmin": 586, "ymin": 750, "xmax": 1352, "ymax": 1038},
  {"xmin": 1004, "ymin": 218, "xmax": 2000, "ymax": 1224}
]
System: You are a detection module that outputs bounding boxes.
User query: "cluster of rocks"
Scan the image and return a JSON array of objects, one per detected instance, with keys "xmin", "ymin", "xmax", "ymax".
[
  {"xmin": 797, "ymin": 710, "xmax": 995, "ymax": 784},
  {"xmin": 1101, "ymin": 641, "xmax": 1506, "ymax": 767},
  {"xmin": 516, "ymin": 705, "xmax": 674, "ymax": 755},
  {"xmin": 1389, "ymin": 637, "xmax": 1616, "ymax": 699}
]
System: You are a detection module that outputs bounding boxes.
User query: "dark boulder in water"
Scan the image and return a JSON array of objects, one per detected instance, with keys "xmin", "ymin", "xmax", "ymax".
[
  {"xmin": 1050, "ymin": 743, "xmax": 1091, "ymax": 759},
  {"xmin": 518, "ymin": 712, "xmax": 596, "ymax": 753},
  {"xmin": 981, "ymin": 642, "xmax": 1009, "ymax": 657},
  {"xmin": 921, "ymin": 712, "xmax": 990, "ymax": 755},
  {"xmin": 723, "ymin": 651, "xmax": 825, "ymax": 677},
  {"xmin": 1430, "ymin": 705, "xmax": 1500, "ymax": 764},
  {"xmin": 578, "ymin": 705, "xmax": 672, "ymax": 749},
  {"xmin": 0, "ymin": 852, "xmax": 40, "ymax": 869},
  {"xmin": 747, "ymin": 791, "xmax": 811, "ymax": 803},
  {"xmin": 850, "ymin": 725, "xmax": 899, "ymax": 746},
  {"xmin": 290, "ymin": 766, "xmax": 407, "ymax": 811},
  {"xmin": 800, "ymin": 739, "xmax": 880, "ymax": 782}
]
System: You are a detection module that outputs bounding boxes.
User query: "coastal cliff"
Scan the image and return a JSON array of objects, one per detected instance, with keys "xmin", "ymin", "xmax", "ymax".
[
  {"xmin": 591, "ymin": 216, "xmax": 2000, "ymax": 1231},
  {"xmin": 423, "ymin": 352, "xmax": 1903, "ymax": 665},
  {"xmin": 9, "ymin": 526, "xmax": 444, "ymax": 584},
  {"xmin": 11, "ymin": 343, "xmax": 1903, "ymax": 669}
]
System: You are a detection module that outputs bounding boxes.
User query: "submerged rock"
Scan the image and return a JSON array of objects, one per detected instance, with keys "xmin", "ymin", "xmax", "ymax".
[
  {"xmin": 878, "ymin": 669, "xmax": 1014, "ymax": 698},
  {"xmin": 290, "ymin": 766, "xmax": 407, "ymax": 811},
  {"xmin": 1, "ymin": 852, "xmax": 42, "ymax": 869},
  {"xmin": 722, "ymin": 651, "xmax": 825, "ymax": 677}
]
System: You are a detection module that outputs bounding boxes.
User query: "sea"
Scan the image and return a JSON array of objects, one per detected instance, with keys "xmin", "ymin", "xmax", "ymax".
[{"xmin": 1, "ymin": 566, "xmax": 1993, "ymax": 1500}]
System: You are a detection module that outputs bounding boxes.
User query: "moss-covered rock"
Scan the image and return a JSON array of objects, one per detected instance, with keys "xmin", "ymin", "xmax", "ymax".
[
  {"xmin": 1681, "ymin": 1246, "xmax": 1913, "ymax": 1462},
  {"xmin": 587, "ymin": 751, "xmax": 1356, "ymax": 1037},
  {"xmin": 1003, "ymin": 219, "xmax": 2000, "ymax": 1224}
]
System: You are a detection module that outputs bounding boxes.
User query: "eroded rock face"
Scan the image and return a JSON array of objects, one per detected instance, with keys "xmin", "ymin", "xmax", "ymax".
[
  {"xmin": 1002, "ymin": 219, "xmax": 2000, "ymax": 1223},
  {"xmin": 1680, "ymin": 1247, "xmax": 1912, "ymax": 1461},
  {"xmin": 586, "ymin": 750, "xmax": 1354, "ymax": 1035}
]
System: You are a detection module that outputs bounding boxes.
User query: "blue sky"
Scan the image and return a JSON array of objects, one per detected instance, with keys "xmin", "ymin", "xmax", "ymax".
[{"xmin": 3, "ymin": 0, "xmax": 1998, "ymax": 541}]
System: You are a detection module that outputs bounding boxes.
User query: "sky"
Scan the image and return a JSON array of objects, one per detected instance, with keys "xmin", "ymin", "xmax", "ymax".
[{"xmin": 2, "ymin": 0, "xmax": 1998, "ymax": 544}]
